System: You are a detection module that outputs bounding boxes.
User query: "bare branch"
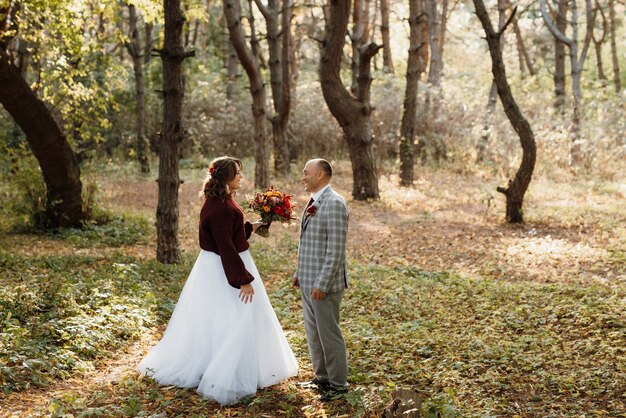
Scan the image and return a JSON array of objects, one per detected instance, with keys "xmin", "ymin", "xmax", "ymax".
[
  {"xmin": 540, "ymin": 0, "xmax": 573, "ymax": 46},
  {"xmin": 252, "ymin": 0, "xmax": 271, "ymax": 20},
  {"xmin": 579, "ymin": 0, "xmax": 596, "ymax": 65},
  {"xmin": 498, "ymin": 5, "xmax": 518, "ymax": 38}
]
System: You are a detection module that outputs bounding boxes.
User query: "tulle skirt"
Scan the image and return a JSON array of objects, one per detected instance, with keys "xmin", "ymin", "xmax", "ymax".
[{"xmin": 137, "ymin": 249, "xmax": 298, "ymax": 405}]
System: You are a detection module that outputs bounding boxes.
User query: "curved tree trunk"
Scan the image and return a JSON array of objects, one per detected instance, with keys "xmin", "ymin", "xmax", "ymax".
[
  {"xmin": 156, "ymin": 0, "xmax": 194, "ymax": 263},
  {"xmin": 0, "ymin": 51, "xmax": 84, "ymax": 228},
  {"xmin": 320, "ymin": 0, "xmax": 380, "ymax": 200},
  {"xmin": 225, "ymin": 0, "xmax": 270, "ymax": 188},
  {"xmin": 399, "ymin": 0, "xmax": 426, "ymax": 186},
  {"xmin": 473, "ymin": 1, "xmax": 536, "ymax": 223}
]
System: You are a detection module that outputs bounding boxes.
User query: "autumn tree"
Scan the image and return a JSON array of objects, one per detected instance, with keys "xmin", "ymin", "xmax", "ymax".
[
  {"xmin": 473, "ymin": 0, "xmax": 536, "ymax": 223},
  {"xmin": 320, "ymin": 0, "xmax": 381, "ymax": 200},
  {"xmin": 155, "ymin": 0, "xmax": 194, "ymax": 263},
  {"xmin": 0, "ymin": 1, "xmax": 84, "ymax": 228}
]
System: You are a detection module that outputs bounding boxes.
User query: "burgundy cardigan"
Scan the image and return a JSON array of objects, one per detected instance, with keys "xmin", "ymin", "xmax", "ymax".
[{"xmin": 199, "ymin": 197, "xmax": 254, "ymax": 289}]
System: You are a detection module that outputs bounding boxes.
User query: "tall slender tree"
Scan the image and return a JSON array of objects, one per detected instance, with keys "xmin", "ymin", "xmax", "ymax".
[
  {"xmin": 320, "ymin": 0, "xmax": 381, "ymax": 200},
  {"xmin": 591, "ymin": 0, "xmax": 608, "ymax": 81},
  {"xmin": 224, "ymin": 0, "xmax": 270, "ymax": 188},
  {"xmin": 350, "ymin": 0, "xmax": 370, "ymax": 95},
  {"xmin": 399, "ymin": 0, "xmax": 427, "ymax": 186},
  {"xmin": 506, "ymin": 0, "xmax": 535, "ymax": 77},
  {"xmin": 540, "ymin": 0, "xmax": 595, "ymax": 164},
  {"xmin": 253, "ymin": 0, "xmax": 294, "ymax": 174},
  {"xmin": 607, "ymin": 0, "xmax": 621, "ymax": 92},
  {"xmin": 156, "ymin": 0, "xmax": 194, "ymax": 263},
  {"xmin": 380, "ymin": 0, "xmax": 394, "ymax": 73},
  {"xmin": 553, "ymin": 0, "xmax": 568, "ymax": 108},
  {"xmin": 125, "ymin": 4, "xmax": 151, "ymax": 174},
  {"xmin": 473, "ymin": 0, "xmax": 536, "ymax": 223},
  {"xmin": 477, "ymin": 0, "xmax": 506, "ymax": 162}
]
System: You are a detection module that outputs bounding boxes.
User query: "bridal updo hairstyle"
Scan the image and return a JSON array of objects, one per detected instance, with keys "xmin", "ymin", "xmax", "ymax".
[{"xmin": 200, "ymin": 156, "xmax": 242, "ymax": 200}]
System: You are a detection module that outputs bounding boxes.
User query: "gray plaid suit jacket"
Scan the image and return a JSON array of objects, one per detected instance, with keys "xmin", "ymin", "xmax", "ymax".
[{"xmin": 295, "ymin": 186, "xmax": 349, "ymax": 293}]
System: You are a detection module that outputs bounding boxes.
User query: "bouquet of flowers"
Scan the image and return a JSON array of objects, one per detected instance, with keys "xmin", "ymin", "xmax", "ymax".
[{"xmin": 248, "ymin": 186, "xmax": 296, "ymax": 236}]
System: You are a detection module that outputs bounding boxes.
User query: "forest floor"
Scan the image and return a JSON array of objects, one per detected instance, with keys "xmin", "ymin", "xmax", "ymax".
[{"xmin": 1, "ymin": 161, "xmax": 624, "ymax": 417}]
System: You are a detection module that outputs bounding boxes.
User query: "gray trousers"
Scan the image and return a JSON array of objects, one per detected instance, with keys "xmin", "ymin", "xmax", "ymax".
[{"xmin": 300, "ymin": 289, "xmax": 348, "ymax": 388}]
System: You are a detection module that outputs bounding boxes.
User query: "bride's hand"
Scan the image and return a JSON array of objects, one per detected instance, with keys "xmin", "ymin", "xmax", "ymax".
[
  {"xmin": 251, "ymin": 221, "xmax": 265, "ymax": 233},
  {"xmin": 239, "ymin": 283, "xmax": 254, "ymax": 303}
]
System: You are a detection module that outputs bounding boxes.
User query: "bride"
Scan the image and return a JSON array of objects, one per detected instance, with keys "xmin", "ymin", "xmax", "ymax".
[{"xmin": 137, "ymin": 156, "xmax": 298, "ymax": 405}]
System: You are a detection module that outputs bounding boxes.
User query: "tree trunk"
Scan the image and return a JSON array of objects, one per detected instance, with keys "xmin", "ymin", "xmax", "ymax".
[
  {"xmin": 0, "ymin": 51, "xmax": 84, "ymax": 228},
  {"xmin": 351, "ymin": 0, "xmax": 366, "ymax": 96},
  {"xmin": 254, "ymin": 0, "xmax": 291, "ymax": 174},
  {"xmin": 225, "ymin": 0, "xmax": 270, "ymax": 188},
  {"xmin": 221, "ymin": 16, "xmax": 239, "ymax": 99},
  {"xmin": 608, "ymin": 0, "xmax": 620, "ymax": 92},
  {"xmin": 157, "ymin": 0, "xmax": 194, "ymax": 263},
  {"xmin": 380, "ymin": 0, "xmax": 394, "ymax": 73},
  {"xmin": 144, "ymin": 22, "xmax": 153, "ymax": 64},
  {"xmin": 246, "ymin": 0, "xmax": 266, "ymax": 69},
  {"xmin": 554, "ymin": 0, "xmax": 568, "ymax": 108},
  {"xmin": 473, "ymin": 1, "xmax": 536, "ymax": 223},
  {"xmin": 320, "ymin": 0, "xmax": 380, "ymax": 200},
  {"xmin": 126, "ymin": 5, "xmax": 151, "ymax": 174},
  {"xmin": 591, "ymin": 0, "xmax": 607, "ymax": 81},
  {"xmin": 507, "ymin": 0, "xmax": 535, "ymax": 76},
  {"xmin": 420, "ymin": 0, "xmax": 449, "ymax": 161},
  {"xmin": 279, "ymin": 0, "xmax": 293, "ymax": 171},
  {"xmin": 477, "ymin": 0, "xmax": 506, "ymax": 162},
  {"xmin": 226, "ymin": 38, "xmax": 239, "ymax": 99},
  {"xmin": 399, "ymin": 0, "xmax": 426, "ymax": 186},
  {"xmin": 541, "ymin": 0, "xmax": 594, "ymax": 165}
]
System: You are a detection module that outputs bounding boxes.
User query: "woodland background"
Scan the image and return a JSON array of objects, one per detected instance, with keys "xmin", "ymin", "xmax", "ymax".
[{"xmin": 0, "ymin": 0, "xmax": 625, "ymax": 416}]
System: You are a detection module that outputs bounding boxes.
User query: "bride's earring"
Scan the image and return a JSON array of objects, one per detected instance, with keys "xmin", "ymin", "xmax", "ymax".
[{"xmin": 226, "ymin": 184, "xmax": 231, "ymax": 195}]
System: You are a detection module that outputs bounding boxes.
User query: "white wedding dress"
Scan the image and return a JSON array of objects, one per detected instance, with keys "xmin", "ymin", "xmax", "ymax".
[{"xmin": 137, "ymin": 249, "xmax": 298, "ymax": 405}]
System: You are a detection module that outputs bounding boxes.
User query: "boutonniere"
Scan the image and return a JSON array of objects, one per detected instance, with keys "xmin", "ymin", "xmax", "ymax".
[{"xmin": 306, "ymin": 205, "xmax": 317, "ymax": 217}]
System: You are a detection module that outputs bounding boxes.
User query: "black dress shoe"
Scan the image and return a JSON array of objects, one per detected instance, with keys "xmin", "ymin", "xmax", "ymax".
[
  {"xmin": 319, "ymin": 387, "xmax": 348, "ymax": 402},
  {"xmin": 296, "ymin": 377, "xmax": 331, "ymax": 391}
]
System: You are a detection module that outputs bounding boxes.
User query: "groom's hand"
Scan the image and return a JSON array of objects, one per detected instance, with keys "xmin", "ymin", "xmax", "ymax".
[{"xmin": 311, "ymin": 288, "xmax": 327, "ymax": 300}]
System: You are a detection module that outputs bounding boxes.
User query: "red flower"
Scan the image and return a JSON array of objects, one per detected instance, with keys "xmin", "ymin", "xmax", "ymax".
[{"xmin": 306, "ymin": 205, "xmax": 317, "ymax": 216}]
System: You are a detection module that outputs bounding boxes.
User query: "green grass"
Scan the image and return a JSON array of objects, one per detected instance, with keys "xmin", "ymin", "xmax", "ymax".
[
  {"xmin": 1, "ymin": 219, "xmax": 624, "ymax": 416},
  {"xmin": 0, "ymin": 249, "xmax": 191, "ymax": 393}
]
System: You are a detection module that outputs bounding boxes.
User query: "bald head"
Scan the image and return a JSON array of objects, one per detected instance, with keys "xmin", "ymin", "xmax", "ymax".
[
  {"xmin": 307, "ymin": 158, "xmax": 333, "ymax": 179},
  {"xmin": 301, "ymin": 158, "xmax": 333, "ymax": 193}
]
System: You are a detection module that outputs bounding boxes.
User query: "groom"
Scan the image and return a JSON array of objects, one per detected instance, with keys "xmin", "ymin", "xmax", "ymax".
[{"xmin": 293, "ymin": 158, "xmax": 349, "ymax": 401}]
